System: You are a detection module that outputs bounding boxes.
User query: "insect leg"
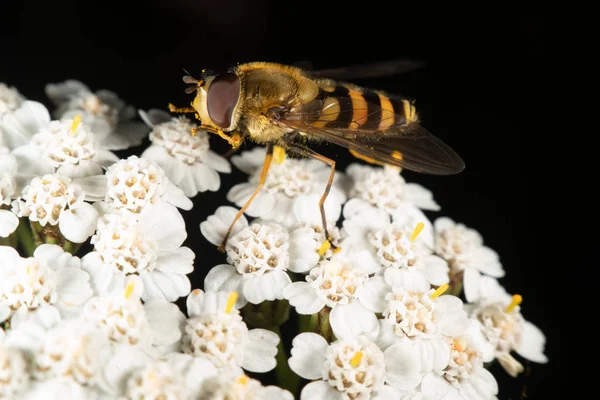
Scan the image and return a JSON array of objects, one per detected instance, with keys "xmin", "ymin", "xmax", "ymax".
[
  {"xmin": 168, "ymin": 103, "xmax": 196, "ymax": 113},
  {"xmin": 282, "ymin": 140, "xmax": 337, "ymax": 247},
  {"xmin": 217, "ymin": 143, "xmax": 274, "ymax": 252},
  {"xmin": 221, "ymin": 130, "xmax": 250, "ymax": 157}
]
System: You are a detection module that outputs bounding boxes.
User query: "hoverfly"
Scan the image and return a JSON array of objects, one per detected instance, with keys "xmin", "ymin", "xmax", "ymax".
[{"xmin": 169, "ymin": 61, "xmax": 465, "ymax": 251}]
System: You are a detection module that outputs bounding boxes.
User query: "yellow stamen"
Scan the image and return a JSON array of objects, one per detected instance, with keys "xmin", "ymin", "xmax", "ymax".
[
  {"xmin": 505, "ymin": 294, "xmax": 522, "ymax": 313},
  {"xmin": 410, "ymin": 222, "xmax": 425, "ymax": 241},
  {"xmin": 225, "ymin": 292, "xmax": 239, "ymax": 314},
  {"xmin": 124, "ymin": 281, "xmax": 135, "ymax": 299},
  {"xmin": 350, "ymin": 351, "xmax": 363, "ymax": 367},
  {"xmin": 273, "ymin": 145, "xmax": 286, "ymax": 165},
  {"xmin": 70, "ymin": 114, "xmax": 82, "ymax": 133},
  {"xmin": 318, "ymin": 240, "xmax": 331, "ymax": 256},
  {"xmin": 333, "ymin": 245, "xmax": 341, "ymax": 254},
  {"xmin": 430, "ymin": 284, "xmax": 449, "ymax": 299},
  {"xmin": 237, "ymin": 375, "xmax": 248, "ymax": 385}
]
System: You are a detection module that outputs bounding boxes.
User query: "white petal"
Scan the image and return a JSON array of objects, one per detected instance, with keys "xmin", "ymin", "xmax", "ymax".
[
  {"xmin": 55, "ymin": 268, "xmax": 93, "ymax": 316},
  {"xmin": 359, "ymin": 276, "xmax": 388, "ymax": 313},
  {"xmin": 374, "ymin": 320, "xmax": 399, "ymax": 351},
  {"xmin": 243, "ymin": 271, "xmax": 291, "ymax": 304},
  {"xmin": 330, "ymin": 300, "xmax": 379, "ymax": 340},
  {"xmin": 186, "ymin": 289, "xmax": 234, "ymax": 317},
  {"xmin": 142, "ymin": 145, "xmax": 186, "ymax": 186},
  {"xmin": 384, "ymin": 268, "xmax": 430, "ymax": 292},
  {"xmin": 12, "ymin": 145, "xmax": 54, "ymax": 176},
  {"xmin": 391, "ymin": 206, "xmax": 434, "ymax": 250},
  {"xmin": 289, "ymin": 332, "xmax": 328, "ymax": 379},
  {"xmin": 348, "ymin": 247, "xmax": 381, "ymax": 276},
  {"xmin": 373, "ymin": 385, "xmax": 402, "ymax": 400},
  {"xmin": 384, "ymin": 342, "xmax": 423, "ymax": 390},
  {"xmin": 421, "ymin": 255, "xmax": 450, "ymax": 286},
  {"xmin": 203, "ymin": 150, "xmax": 231, "ymax": 173},
  {"xmin": 258, "ymin": 387, "xmax": 294, "ymax": 400},
  {"xmin": 0, "ymin": 305, "xmax": 11, "ymax": 323},
  {"xmin": 468, "ymin": 247, "xmax": 505, "ymax": 278},
  {"xmin": 292, "ymin": 193, "xmax": 325, "ymax": 226},
  {"xmin": 300, "ymin": 380, "xmax": 342, "ymax": 400},
  {"xmin": 155, "ymin": 247, "xmax": 195, "ymax": 274},
  {"xmin": 241, "ymin": 329, "xmax": 279, "ymax": 373},
  {"xmin": 421, "ymin": 372, "xmax": 454, "ymax": 399},
  {"xmin": 99, "ymin": 346, "xmax": 153, "ymax": 395},
  {"xmin": 58, "ymin": 203, "xmax": 99, "ymax": 243},
  {"xmin": 283, "ymin": 282, "xmax": 325, "ymax": 315},
  {"xmin": 34, "ymin": 244, "xmax": 80, "ymax": 270},
  {"xmin": 404, "ymin": 183, "xmax": 440, "ymax": 211},
  {"xmin": 434, "ymin": 295, "xmax": 470, "ymax": 337},
  {"xmin": 227, "ymin": 183, "xmax": 276, "ymax": 217},
  {"xmin": 463, "ymin": 268, "xmax": 482, "ymax": 303},
  {"xmin": 417, "ymin": 338, "xmax": 450, "ymax": 374},
  {"xmin": 165, "ymin": 181, "xmax": 193, "ymax": 210},
  {"xmin": 1, "ymin": 101, "xmax": 51, "ymax": 148},
  {"xmin": 288, "ymin": 227, "xmax": 320, "ymax": 273},
  {"xmin": 200, "ymin": 206, "xmax": 248, "ymax": 246},
  {"xmin": 141, "ymin": 270, "xmax": 191, "ymax": 302},
  {"xmin": 81, "ymin": 252, "xmax": 118, "ymax": 296},
  {"xmin": 94, "ymin": 149, "xmax": 120, "ymax": 168},
  {"xmin": 45, "ymin": 80, "xmax": 89, "ymax": 104},
  {"xmin": 142, "ymin": 202, "xmax": 187, "ymax": 251},
  {"xmin": 342, "ymin": 201, "xmax": 390, "ymax": 238},
  {"xmin": 515, "ymin": 321, "xmax": 548, "ymax": 363},
  {"xmin": 72, "ymin": 175, "xmax": 107, "ymax": 201},
  {"xmin": 468, "ymin": 321, "xmax": 496, "ymax": 363},
  {"xmin": 166, "ymin": 353, "xmax": 218, "ymax": 394},
  {"xmin": 192, "ymin": 162, "xmax": 220, "ymax": 193},
  {"xmin": 204, "ymin": 264, "xmax": 245, "ymax": 306},
  {"xmin": 0, "ymin": 244, "xmax": 20, "ymax": 265},
  {"xmin": 57, "ymin": 160, "xmax": 103, "ymax": 179},
  {"xmin": 0, "ymin": 210, "xmax": 19, "ymax": 237},
  {"xmin": 231, "ymin": 147, "xmax": 266, "ymax": 174},
  {"xmin": 138, "ymin": 108, "xmax": 171, "ymax": 127},
  {"xmin": 144, "ymin": 299, "xmax": 186, "ymax": 346}
]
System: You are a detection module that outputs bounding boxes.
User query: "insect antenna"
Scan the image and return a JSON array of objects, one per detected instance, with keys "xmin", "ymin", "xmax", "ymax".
[{"xmin": 181, "ymin": 68, "xmax": 204, "ymax": 93}]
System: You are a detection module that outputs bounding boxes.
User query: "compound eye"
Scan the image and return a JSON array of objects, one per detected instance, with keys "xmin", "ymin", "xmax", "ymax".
[{"xmin": 207, "ymin": 73, "xmax": 240, "ymax": 128}]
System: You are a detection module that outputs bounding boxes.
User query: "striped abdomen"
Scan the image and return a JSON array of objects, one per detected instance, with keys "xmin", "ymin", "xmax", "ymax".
[{"xmin": 311, "ymin": 82, "xmax": 418, "ymax": 133}]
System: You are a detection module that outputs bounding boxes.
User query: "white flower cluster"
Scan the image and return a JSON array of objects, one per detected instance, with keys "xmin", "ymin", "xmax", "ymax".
[{"xmin": 0, "ymin": 80, "xmax": 546, "ymax": 400}]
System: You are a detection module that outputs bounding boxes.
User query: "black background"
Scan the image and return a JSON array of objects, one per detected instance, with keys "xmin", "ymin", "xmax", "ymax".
[{"xmin": 2, "ymin": 1, "xmax": 551, "ymax": 399}]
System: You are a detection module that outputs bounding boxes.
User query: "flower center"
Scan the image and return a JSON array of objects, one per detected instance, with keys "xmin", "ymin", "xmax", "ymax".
[
  {"xmin": 150, "ymin": 118, "xmax": 210, "ymax": 164},
  {"xmin": 181, "ymin": 313, "xmax": 248, "ymax": 368},
  {"xmin": 383, "ymin": 288, "xmax": 438, "ymax": 339},
  {"xmin": 0, "ymin": 174, "xmax": 16, "ymax": 206},
  {"xmin": 226, "ymin": 223, "xmax": 289, "ymax": 275},
  {"xmin": 435, "ymin": 223, "xmax": 483, "ymax": 271},
  {"xmin": 105, "ymin": 156, "xmax": 167, "ymax": 213},
  {"xmin": 30, "ymin": 118, "xmax": 96, "ymax": 168},
  {"xmin": 350, "ymin": 166, "xmax": 405, "ymax": 213},
  {"xmin": 67, "ymin": 92, "xmax": 119, "ymax": 127},
  {"xmin": 323, "ymin": 338, "xmax": 385, "ymax": 398},
  {"xmin": 308, "ymin": 224, "xmax": 341, "ymax": 259},
  {"xmin": 11, "ymin": 174, "xmax": 85, "ymax": 226},
  {"xmin": 307, "ymin": 260, "xmax": 367, "ymax": 307},
  {"xmin": 254, "ymin": 159, "xmax": 314, "ymax": 197},
  {"xmin": 33, "ymin": 324, "xmax": 103, "ymax": 385},
  {"xmin": 443, "ymin": 337, "xmax": 483, "ymax": 387},
  {"xmin": 83, "ymin": 293, "xmax": 151, "ymax": 346},
  {"xmin": 125, "ymin": 361, "xmax": 188, "ymax": 400},
  {"xmin": 0, "ymin": 257, "xmax": 57, "ymax": 316},
  {"xmin": 200, "ymin": 373, "xmax": 264, "ymax": 399},
  {"xmin": 0, "ymin": 83, "xmax": 23, "ymax": 115},
  {"xmin": 476, "ymin": 303, "xmax": 524, "ymax": 354},
  {"xmin": 91, "ymin": 213, "xmax": 159, "ymax": 275},
  {"xmin": 0, "ymin": 345, "xmax": 29, "ymax": 398},
  {"xmin": 368, "ymin": 225, "xmax": 419, "ymax": 268}
]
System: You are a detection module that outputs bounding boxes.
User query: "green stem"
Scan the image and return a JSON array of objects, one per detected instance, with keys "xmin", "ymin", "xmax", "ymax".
[
  {"xmin": 318, "ymin": 307, "xmax": 333, "ymax": 342},
  {"xmin": 16, "ymin": 219, "xmax": 36, "ymax": 256},
  {"xmin": 273, "ymin": 327, "xmax": 301, "ymax": 395}
]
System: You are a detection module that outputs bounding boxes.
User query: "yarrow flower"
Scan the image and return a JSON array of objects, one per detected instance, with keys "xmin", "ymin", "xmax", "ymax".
[
  {"xmin": 45, "ymin": 79, "xmax": 148, "ymax": 150},
  {"xmin": 0, "ymin": 147, "xmax": 19, "ymax": 237},
  {"xmin": 433, "ymin": 217, "xmax": 504, "ymax": 302},
  {"xmin": 0, "ymin": 82, "xmax": 24, "ymax": 117},
  {"xmin": 467, "ymin": 278, "xmax": 547, "ymax": 377},
  {"xmin": 341, "ymin": 200, "xmax": 449, "ymax": 287},
  {"xmin": 0, "ymin": 341, "xmax": 29, "ymax": 398},
  {"xmin": 82, "ymin": 202, "xmax": 193, "ymax": 301},
  {"xmin": 98, "ymin": 155, "xmax": 192, "ymax": 214},
  {"xmin": 181, "ymin": 289, "xmax": 279, "ymax": 373},
  {"xmin": 227, "ymin": 146, "xmax": 346, "ymax": 228},
  {"xmin": 11, "ymin": 116, "xmax": 119, "ymax": 200},
  {"xmin": 346, "ymin": 163, "xmax": 440, "ymax": 216},
  {"xmin": 11, "ymin": 173, "xmax": 99, "ymax": 243},
  {"xmin": 198, "ymin": 369, "xmax": 294, "ymax": 399},
  {"xmin": 0, "ymin": 245, "xmax": 93, "ymax": 326},
  {"xmin": 140, "ymin": 109, "xmax": 231, "ymax": 197},
  {"xmin": 0, "ymin": 83, "xmax": 49, "ymax": 149},
  {"xmin": 201, "ymin": 207, "xmax": 292, "ymax": 305}
]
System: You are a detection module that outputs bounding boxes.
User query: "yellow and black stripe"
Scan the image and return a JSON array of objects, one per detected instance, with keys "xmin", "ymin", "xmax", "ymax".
[{"xmin": 312, "ymin": 83, "xmax": 418, "ymax": 132}]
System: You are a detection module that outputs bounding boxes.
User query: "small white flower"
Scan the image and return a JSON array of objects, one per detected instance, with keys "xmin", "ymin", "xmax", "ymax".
[
  {"xmin": 0, "ymin": 343, "xmax": 29, "ymax": 398},
  {"xmin": 0, "ymin": 85, "xmax": 49, "ymax": 149},
  {"xmin": 82, "ymin": 202, "xmax": 193, "ymax": 301},
  {"xmin": 201, "ymin": 207, "xmax": 292, "ymax": 305},
  {"xmin": 99, "ymin": 155, "xmax": 192, "ymax": 213},
  {"xmin": 0, "ymin": 82, "xmax": 24, "ymax": 116},
  {"xmin": 46, "ymin": 79, "xmax": 149, "ymax": 150},
  {"xmin": 467, "ymin": 278, "xmax": 547, "ymax": 377},
  {"xmin": 0, "ymin": 245, "xmax": 93, "ymax": 324},
  {"xmin": 347, "ymin": 163, "xmax": 439, "ymax": 215},
  {"xmin": 140, "ymin": 109, "xmax": 231, "ymax": 197},
  {"xmin": 420, "ymin": 336, "xmax": 499, "ymax": 400},
  {"xmin": 199, "ymin": 369, "xmax": 294, "ymax": 400},
  {"xmin": 11, "ymin": 173, "xmax": 99, "ymax": 243},
  {"xmin": 341, "ymin": 200, "xmax": 449, "ymax": 287},
  {"xmin": 228, "ymin": 147, "xmax": 346, "ymax": 228},
  {"xmin": 0, "ymin": 147, "xmax": 19, "ymax": 237},
  {"xmin": 11, "ymin": 116, "xmax": 119, "ymax": 200},
  {"xmin": 182, "ymin": 289, "xmax": 279, "ymax": 373},
  {"xmin": 283, "ymin": 254, "xmax": 379, "ymax": 339},
  {"xmin": 433, "ymin": 218, "xmax": 504, "ymax": 302},
  {"xmin": 123, "ymin": 353, "xmax": 217, "ymax": 400}
]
